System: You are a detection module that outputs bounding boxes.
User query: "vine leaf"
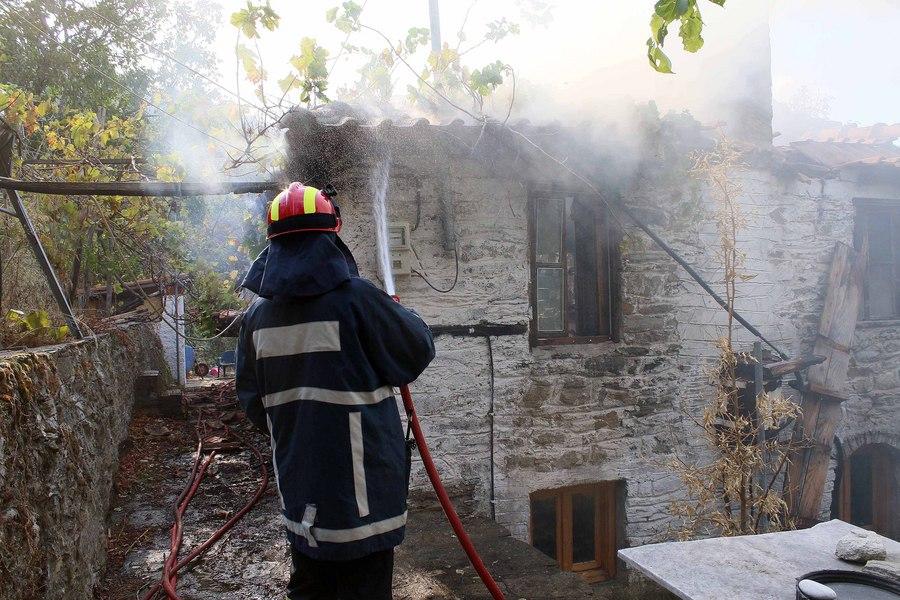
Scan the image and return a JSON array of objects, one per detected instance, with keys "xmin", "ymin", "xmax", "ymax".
[{"xmin": 647, "ymin": 0, "xmax": 723, "ymax": 72}]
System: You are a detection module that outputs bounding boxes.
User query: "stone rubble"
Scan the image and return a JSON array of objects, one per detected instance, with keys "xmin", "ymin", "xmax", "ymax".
[{"xmin": 834, "ymin": 529, "xmax": 888, "ymax": 564}]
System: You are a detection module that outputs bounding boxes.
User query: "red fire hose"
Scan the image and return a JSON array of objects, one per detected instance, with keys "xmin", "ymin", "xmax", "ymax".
[{"xmin": 394, "ymin": 296, "xmax": 506, "ymax": 600}]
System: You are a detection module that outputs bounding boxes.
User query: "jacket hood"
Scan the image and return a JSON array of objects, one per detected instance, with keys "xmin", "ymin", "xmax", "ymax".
[{"xmin": 240, "ymin": 233, "xmax": 359, "ymax": 299}]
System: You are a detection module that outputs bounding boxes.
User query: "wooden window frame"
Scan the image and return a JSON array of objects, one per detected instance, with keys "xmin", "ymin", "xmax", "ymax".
[
  {"xmin": 854, "ymin": 198, "xmax": 900, "ymax": 321},
  {"xmin": 529, "ymin": 482, "xmax": 619, "ymax": 583},
  {"xmin": 528, "ymin": 189, "xmax": 616, "ymax": 346}
]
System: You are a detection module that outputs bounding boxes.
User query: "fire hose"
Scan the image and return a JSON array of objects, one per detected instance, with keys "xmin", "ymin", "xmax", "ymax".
[
  {"xmin": 394, "ymin": 295, "xmax": 506, "ymax": 600},
  {"xmin": 143, "ymin": 385, "xmax": 270, "ymax": 600}
]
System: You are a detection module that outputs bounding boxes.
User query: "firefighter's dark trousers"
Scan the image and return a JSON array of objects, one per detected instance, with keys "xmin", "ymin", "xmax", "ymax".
[{"xmin": 287, "ymin": 547, "xmax": 394, "ymax": 600}]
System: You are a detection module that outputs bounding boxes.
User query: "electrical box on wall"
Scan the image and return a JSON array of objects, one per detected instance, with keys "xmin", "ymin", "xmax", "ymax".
[{"xmin": 388, "ymin": 222, "xmax": 412, "ymax": 276}]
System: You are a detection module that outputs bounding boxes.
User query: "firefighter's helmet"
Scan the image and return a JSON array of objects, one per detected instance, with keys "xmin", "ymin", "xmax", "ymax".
[{"xmin": 266, "ymin": 182, "xmax": 342, "ymax": 239}]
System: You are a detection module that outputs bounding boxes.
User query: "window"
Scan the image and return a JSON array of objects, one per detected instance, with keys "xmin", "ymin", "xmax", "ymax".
[
  {"xmin": 530, "ymin": 482, "xmax": 620, "ymax": 582},
  {"xmin": 530, "ymin": 192, "xmax": 615, "ymax": 344},
  {"xmin": 856, "ymin": 200, "xmax": 900, "ymax": 319}
]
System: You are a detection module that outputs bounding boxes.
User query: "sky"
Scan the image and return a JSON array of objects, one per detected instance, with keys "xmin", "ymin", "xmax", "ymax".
[{"xmin": 206, "ymin": 0, "xmax": 899, "ymax": 133}]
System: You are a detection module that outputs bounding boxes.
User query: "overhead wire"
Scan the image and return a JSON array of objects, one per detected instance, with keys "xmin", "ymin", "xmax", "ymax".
[
  {"xmin": 0, "ymin": 2, "xmax": 249, "ymax": 157},
  {"xmin": 65, "ymin": 0, "xmax": 281, "ymax": 122}
]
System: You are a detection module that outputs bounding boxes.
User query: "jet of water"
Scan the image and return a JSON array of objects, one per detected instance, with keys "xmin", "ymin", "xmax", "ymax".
[{"xmin": 370, "ymin": 153, "xmax": 395, "ymax": 296}]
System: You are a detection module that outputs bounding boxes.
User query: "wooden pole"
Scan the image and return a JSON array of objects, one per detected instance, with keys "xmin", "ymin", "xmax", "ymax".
[
  {"xmin": 786, "ymin": 242, "xmax": 866, "ymax": 524},
  {"xmin": 754, "ymin": 341, "xmax": 769, "ymax": 530}
]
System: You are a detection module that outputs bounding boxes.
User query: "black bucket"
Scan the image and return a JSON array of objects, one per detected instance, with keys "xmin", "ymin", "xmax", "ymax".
[{"xmin": 797, "ymin": 570, "xmax": 900, "ymax": 600}]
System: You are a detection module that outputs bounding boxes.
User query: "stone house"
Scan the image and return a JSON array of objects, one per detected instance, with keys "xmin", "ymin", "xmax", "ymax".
[{"xmin": 276, "ymin": 104, "xmax": 899, "ymax": 582}]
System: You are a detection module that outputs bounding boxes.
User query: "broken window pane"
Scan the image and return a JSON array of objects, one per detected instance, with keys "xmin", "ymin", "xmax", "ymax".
[
  {"xmin": 536, "ymin": 198, "xmax": 563, "ymax": 264},
  {"xmin": 536, "ymin": 267, "xmax": 564, "ymax": 332},
  {"xmin": 572, "ymin": 492, "xmax": 596, "ymax": 564},
  {"xmin": 531, "ymin": 497, "xmax": 557, "ymax": 560}
]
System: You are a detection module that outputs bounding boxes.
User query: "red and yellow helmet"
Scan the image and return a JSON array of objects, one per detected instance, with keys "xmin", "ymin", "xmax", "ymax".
[{"xmin": 266, "ymin": 182, "xmax": 342, "ymax": 239}]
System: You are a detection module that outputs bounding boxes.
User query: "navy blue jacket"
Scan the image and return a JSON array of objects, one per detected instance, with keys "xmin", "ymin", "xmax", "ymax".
[{"xmin": 236, "ymin": 232, "xmax": 435, "ymax": 561}]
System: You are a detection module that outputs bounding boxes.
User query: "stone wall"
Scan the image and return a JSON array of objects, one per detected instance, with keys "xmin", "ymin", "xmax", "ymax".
[
  {"xmin": 0, "ymin": 324, "xmax": 164, "ymax": 600},
  {"xmin": 327, "ymin": 133, "xmax": 899, "ymax": 548}
]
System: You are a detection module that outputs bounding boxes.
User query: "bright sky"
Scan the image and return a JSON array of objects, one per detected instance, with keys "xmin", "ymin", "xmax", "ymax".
[{"xmin": 209, "ymin": 0, "xmax": 899, "ymax": 128}]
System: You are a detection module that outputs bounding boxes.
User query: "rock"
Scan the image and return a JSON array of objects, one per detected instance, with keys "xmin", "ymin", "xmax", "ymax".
[
  {"xmin": 864, "ymin": 560, "xmax": 900, "ymax": 583},
  {"xmin": 834, "ymin": 530, "xmax": 887, "ymax": 563},
  {"xmin": 798, "ymin": 579, "xmax": 837, "ymax": 600}
]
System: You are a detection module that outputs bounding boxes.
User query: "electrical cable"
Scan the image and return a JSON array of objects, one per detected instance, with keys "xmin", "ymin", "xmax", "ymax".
[
  {"xmin": 0, "ymin": 2, "xmax": 249, "ymax": 157},
  {"xmin": 411, "ymin": 244, "xmax": 459, "ymax": 294}
]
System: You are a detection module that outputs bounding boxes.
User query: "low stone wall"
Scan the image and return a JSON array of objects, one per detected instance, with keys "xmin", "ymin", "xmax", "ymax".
[{"xmin": 0, "ymin": 324, "xmax": 164, "ymax": 600}]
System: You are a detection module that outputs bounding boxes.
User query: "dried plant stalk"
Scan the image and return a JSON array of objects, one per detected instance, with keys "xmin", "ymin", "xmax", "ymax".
[{"xmin": 669, "ymin": 138, "xmax": 802, "ymax": 539}]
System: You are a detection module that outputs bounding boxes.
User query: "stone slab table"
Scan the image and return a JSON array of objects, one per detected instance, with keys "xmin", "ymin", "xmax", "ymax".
[{"xmin": 618, "ymin": 520, "xmax": 900, "ymax": 600}]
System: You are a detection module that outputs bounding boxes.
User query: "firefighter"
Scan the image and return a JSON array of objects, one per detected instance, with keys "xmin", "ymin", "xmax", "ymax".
[{"xmin": 236, "ymin": 182, "xmax": 435, "ymax": 600}]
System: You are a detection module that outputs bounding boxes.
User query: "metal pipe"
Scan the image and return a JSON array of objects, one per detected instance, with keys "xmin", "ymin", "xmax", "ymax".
[
  {"xmin": 614, "ymin": 198, "xmax": 788, "ymax": 360},
  {"xmin": 3, "ymin": 188, "xmax": 84, "ymax": 339},
  {"xmin": 0, "ymin": 176, "xmax": 280, "ymax": 197}
]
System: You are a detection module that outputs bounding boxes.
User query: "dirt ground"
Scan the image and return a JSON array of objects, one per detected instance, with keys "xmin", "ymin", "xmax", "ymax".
[{"xmin": 96, "ymin": 381, "xmax": 668, "ymax": 600}]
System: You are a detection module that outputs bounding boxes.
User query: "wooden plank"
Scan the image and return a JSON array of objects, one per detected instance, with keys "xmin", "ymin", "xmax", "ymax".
[
  {"xmin": 788, "ymin": 242, "xmax": 866, "ymax": 521},
  {"xmin": 764, "ymin": 354, "xmax": 826, "ymax": 378},
  {"xmin": 806, "ymin": 243, "xmax": 867, "ymax": 398},
  {"xmin": 793, "ymin": 398, "xmax": 843, "ymax": 519}
]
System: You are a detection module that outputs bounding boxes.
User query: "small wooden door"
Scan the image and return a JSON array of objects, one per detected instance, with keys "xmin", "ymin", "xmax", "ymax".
[{"xmin": 839, "ymin": 443, "xmax": 899, "ymax": 540}]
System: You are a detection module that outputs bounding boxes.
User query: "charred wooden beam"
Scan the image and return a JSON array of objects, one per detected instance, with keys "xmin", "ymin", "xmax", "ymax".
[
  {"xmin": 764, "ymin": 355, "xmax": 826, "ymax": 378},
  {"xmin": 0, "ymin": 176, "xmax": 281, "ymax": 197}
]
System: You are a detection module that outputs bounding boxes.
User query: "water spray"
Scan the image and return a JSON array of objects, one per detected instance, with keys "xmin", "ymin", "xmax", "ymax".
[
  {"xmin": 371, "ymin": 153, "xmax": 396, "ymax": 296},
  {"xmin": 370, "ymin": 158, "xmax": 505, "ymax": 600}
]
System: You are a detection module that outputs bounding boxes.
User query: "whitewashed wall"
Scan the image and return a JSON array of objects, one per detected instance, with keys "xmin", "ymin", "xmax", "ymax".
[
  {"xmin": 328, "ymin": 144, "xmax": 899, "ymax": 547},
  {"xmin": 157, "ymin": 294, "xmax": 185, "ymax": 386}
]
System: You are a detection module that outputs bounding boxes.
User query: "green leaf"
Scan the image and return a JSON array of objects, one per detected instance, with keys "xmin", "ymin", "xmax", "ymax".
[
  {"xmin": 405, "ymin": 27, "xmax": 430, "ymax": 54},
  {"xmin": 325, "ymin": 6, "xmax": 338, "ymax": 22},
  {"xmin": 679, "ymin": 5, "xmax": 704, "ymax": 52},
  {"xmin": 469, "ymin": 60, "xmax": 508, "ymax": 96},
  {"xmin": 650, "ymin": 14, "xmax": 668, "ymax": 44},
  {"xmin": 675, "ymin": 0, "xmax": 691, "ymax": 16},
  {"xmin": 24, "ymin": 310, "xmax": 50, "ymax": 330},
  {"xmin": 654, "ymin": 0, "xmax": 678, "ymax": 21},
  {"xmin": 343, "ymin": 0, "xmax": 363, "ymax": 19},
  {"xmin": 646, "ymin": 38, "xmax": 674, "ymax": 74},
  {"xmin": 277, "ymin": 74, "xmax": 299, "ymax": 93}
]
